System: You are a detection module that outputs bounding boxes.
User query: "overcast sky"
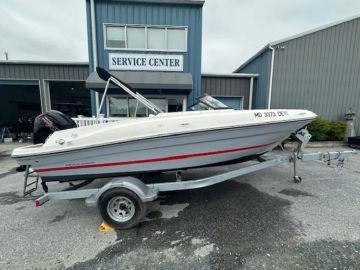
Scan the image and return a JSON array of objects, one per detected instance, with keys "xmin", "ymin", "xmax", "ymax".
[{"xmin": 1, "ymin": 0, "xmax": 360, "ymax": 73}]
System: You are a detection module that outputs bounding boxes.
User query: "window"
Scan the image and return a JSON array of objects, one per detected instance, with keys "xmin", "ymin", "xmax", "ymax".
[
  {"xmin": 106, "ymin": 26, "xmax": 125, "ymax": 48},
  {"xmin": 168, "ymin": 98, "xmax": 183, "ymax": 112},
  {"xmin": 149, "ymin": 99, "xmax": 167, "ymax": 113},
  {"xmin": 167, "ymin": 28, "xmax": 186, "ymax": 51},
  {"xmin": 147, "ymin": 28, "xmax": 165, "ymax": 50},
  {"xmin": 105, "ymin": 24, "xmax": 187, "ymax": 51},
  {"xmin": 127, "ymin": 27, "xmax": 145, "ymax": 49},
  {"xmin": 109, "ymin": 97, "xmax": 168, "ymax": 117},
  {"xmin": 109, "ymin": 97, "xmax": 128, "ymax": 117},
  {"xmin": 129, "ymin": 99, "xmax": 147, "ymax": 117},
  {"xmin": 108, "ymin": 96, "xmax": 185, "ymax": 117}
]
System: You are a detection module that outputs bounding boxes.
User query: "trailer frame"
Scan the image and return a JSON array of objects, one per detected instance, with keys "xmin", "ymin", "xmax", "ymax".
[{"xmin": 29, "ymin": 129, "xmax": 356, "ymax": 229}]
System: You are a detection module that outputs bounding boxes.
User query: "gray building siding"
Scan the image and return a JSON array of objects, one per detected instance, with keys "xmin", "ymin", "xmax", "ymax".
[
  {"xmin": 201, "ymin": 76, "xmax": 252, "ymax": 109},
  {"xmin": 86, "ymin": 0, "xmax": 203, "ymax": 114},
  {"xmin": 271, "ymin": 17, "xmax": 360, "ymax": 134},
  {"xmin": 235, "ymin": 50, "xmax": 271, "ymax": 109},
  {"xmin": 0, "ymin": 62, "xmax": 89, "ymax": 113},
  {"xmin": 0, "ymin": 62, "xmax": 89, "ymax": 81},
  {"xmin": 236, "ymin": 16, "xmax": 360, "ymax": 134}
]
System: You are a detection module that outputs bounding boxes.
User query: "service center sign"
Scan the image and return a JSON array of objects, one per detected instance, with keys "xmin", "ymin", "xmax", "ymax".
[{"xmin": 109, "ymin": 53, "xmax": 183, "ymax": 72}]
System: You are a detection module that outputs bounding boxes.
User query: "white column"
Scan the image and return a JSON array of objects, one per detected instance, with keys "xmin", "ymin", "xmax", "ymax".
[
  {"xmin": 182, "ymin": 96, "xmax": 187, "ymax": 111},
  {"xmin": 90, "ymin": 0, "xmax": 99, "ymax": 116},
  {"xmin": 268, "ymin": 46, "xmax": 275, "ymax": 109},
  {"xmin": 39, "ymin": 79, "xmax": 51, "ymax": 112},
  {"xmin": 249, "ymin": 77, "xmax": 254, "ymax": 110}
]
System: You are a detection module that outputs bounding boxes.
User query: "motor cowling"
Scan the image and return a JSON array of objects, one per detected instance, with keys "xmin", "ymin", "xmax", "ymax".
[{"xmin": 33, "ymin": 110, "xmax": 77, "ymax": 144}]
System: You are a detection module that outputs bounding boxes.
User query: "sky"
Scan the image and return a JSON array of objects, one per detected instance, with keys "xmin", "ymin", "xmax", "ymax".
[{"xmin": 1, "ymin": 0, "xmax": 360, "ymax": 73}]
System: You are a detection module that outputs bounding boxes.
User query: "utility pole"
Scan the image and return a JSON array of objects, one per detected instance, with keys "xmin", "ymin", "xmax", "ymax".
[{"xmin": 4, "ymin": 52, "xmax": 8, "ymax": 60}]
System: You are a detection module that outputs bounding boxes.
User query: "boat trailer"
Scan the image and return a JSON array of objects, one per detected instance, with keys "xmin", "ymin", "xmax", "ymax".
[{"xmin": 25, "ymin": 130, "xmax": 356, "ymax": 229}]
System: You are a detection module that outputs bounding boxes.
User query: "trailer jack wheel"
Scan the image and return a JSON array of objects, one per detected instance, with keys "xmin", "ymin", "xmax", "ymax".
[
  {"xmin": 99, "ymin": 188, "xmax": 146, "ymax": 229},
  {"xmin": 293, "ymin": 176, "xmax": 302, "ymax": 183}
]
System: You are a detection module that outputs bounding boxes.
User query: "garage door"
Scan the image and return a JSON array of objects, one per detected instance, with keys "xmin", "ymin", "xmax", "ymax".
[
  {"xmin": 49, "ymin": 81, "xmax": 91, "ymax": 117},
  {"xmin": 0, "ymin": 81, "xmax": 42, "ymax": 140},
  {"xmin": 215, "ymin": 97, "xmax": 243, "ymax": 110}
]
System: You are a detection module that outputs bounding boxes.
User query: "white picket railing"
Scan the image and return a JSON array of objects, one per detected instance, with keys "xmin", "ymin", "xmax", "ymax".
[{"xmin": 72, "ymin": 116, "xmax": 123, "ymax": 127}]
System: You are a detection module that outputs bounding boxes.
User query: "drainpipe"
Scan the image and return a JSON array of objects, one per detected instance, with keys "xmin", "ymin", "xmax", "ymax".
[
  {"xmin": 248, "ymin": 77, "xmax": 254, "ymax": 110},
  {"xmin": 90, "ymin": 0, "xmax": 100, "ymax": 116},
  {"xmin": 267, "ymin": 45, "xmax": 275, "ymax": 109}
]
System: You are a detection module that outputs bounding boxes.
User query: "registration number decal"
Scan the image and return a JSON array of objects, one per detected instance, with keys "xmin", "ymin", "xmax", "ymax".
[{"xmin": 254, "ymin": 111, "xmax": 289, "ymax": 118}]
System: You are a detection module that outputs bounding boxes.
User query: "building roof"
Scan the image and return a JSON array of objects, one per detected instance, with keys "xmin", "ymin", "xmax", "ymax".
[
  {"xmin": 234, "ymin": 13, "xmax": 360, "ymax": 72},
  {"xmin": 202, "ymin": 73, "xmax": 258, "ymax": 78},
  {"xmin": 101, "ymin": 0, "xmax": 205, "ymax": 6},
  {"xmin": 0, "ymin": 60, "xmax": 89, "ymax": 66}
]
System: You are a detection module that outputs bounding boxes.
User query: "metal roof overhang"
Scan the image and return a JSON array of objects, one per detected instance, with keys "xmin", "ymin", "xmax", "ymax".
[
  {"xmin": 86, "ymin": 71, "xmax": 193, "ymax": 94},
  {"xmin": 105, "ymin": 0, "xmax": 205, "ymax": 6}
]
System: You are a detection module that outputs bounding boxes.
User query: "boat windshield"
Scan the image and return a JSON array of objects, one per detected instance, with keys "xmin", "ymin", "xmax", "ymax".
[{"xmin": 190, "ymin": 95, "xmax": 231, "ymax": 111}]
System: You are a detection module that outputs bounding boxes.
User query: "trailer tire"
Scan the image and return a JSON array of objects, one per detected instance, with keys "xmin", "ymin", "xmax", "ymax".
[{"xmin": 99, "ymin": 188, "xmax": 146, "ymax": 229}]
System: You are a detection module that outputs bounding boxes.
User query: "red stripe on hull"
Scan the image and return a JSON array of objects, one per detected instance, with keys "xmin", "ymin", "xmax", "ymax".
[{"xmin": 34, "ymin": 142, "xmax": 276, "ymax": 173}]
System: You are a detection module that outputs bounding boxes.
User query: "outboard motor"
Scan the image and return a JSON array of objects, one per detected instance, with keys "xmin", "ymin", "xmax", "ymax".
[{"xmin": 33, "ymin": 110, "xmax": 77, "ymax": 144}]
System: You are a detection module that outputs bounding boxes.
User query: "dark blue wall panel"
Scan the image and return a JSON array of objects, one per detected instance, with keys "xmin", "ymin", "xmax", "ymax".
[{"xmin": 235, "ymin": 50, "xmax": 271, "ymax": 109}]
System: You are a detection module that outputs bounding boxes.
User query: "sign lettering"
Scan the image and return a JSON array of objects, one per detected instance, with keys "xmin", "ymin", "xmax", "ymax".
[{"xmin": 109, "ymin": 53, "xmax": 184, "ymax": 72}]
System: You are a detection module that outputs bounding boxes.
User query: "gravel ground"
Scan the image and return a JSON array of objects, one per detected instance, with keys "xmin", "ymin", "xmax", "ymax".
[{"xmin": 0, "ymin": 143, "xmax": 359, "ymax": 269}]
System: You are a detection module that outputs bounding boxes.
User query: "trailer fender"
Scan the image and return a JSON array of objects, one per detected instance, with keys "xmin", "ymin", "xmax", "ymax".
[{"xmin": 85, "ymin": 176, "xmax": 158, "ymax": 207}]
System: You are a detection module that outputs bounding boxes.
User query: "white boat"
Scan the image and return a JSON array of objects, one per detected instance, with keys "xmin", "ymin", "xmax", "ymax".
[{"xmin": 11, "ymin": 68, "xmax": 317, "ymax": 183}]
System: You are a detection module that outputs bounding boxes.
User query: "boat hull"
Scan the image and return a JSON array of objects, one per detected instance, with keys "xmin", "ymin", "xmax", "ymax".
[{"xmin": 15, "ymin": 119, "xmax": 311, "ymax": 182}]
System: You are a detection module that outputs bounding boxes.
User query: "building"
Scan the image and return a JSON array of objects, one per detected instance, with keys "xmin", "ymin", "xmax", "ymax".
[
  {"xmin": 0, "ymin": 0, "xmax": 259, "ymax": 138},
  {"xmin": 0, "ymin": 61, "xmax": 90, "ymax": 138},
  {"xmin": 235, "ymin": 15, "xmax": 360, "ymax": 134},
  {"xmin": 84, "ymin": 0, "xmax": 259, "ymax": 115},
  {"xmin": 85, "ymin": 0, "xmax": 204, "ymax": 116},
  {"xmin": 0, "ymin": 60, "xmax": 256, "ymax": 137},
  {"xmin": 201, "ymin": 73, "xmax": 257, "ymax": 109}
]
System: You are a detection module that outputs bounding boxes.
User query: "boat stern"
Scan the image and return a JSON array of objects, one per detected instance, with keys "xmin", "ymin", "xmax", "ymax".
[{"xmin": 11, "ymin": 144, "xmax": 44, "ymax": 165}]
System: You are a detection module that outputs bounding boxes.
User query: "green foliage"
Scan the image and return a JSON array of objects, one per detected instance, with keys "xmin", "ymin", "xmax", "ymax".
[{"xmin": 307, "ymin": 117, "xmax": 346, "ymax": 141}]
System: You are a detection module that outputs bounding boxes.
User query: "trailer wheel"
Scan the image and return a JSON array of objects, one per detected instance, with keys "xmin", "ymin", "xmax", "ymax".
[{"xmin": 99, "ymin": 188, "xmax": 146, "ymax": 229}]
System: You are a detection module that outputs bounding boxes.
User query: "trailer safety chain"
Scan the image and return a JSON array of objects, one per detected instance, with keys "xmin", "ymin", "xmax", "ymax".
[
  {"xmin": 323, "ymin": 151, "xmax": 339, "ymax": 165},
  {"xmin": 323, "ymin": 151, "xmax": 345, "ymax": 170},
  {"xmin": 337, "ymin": 157, "xmax": 345, "ymax": 169},
  {"xmin": 334, "ymin": 151, "xmax": 343, "ymax": 166},
  {"xmin": 326, "ymin": 151, "xmax": 331, "ymax": 165}
]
